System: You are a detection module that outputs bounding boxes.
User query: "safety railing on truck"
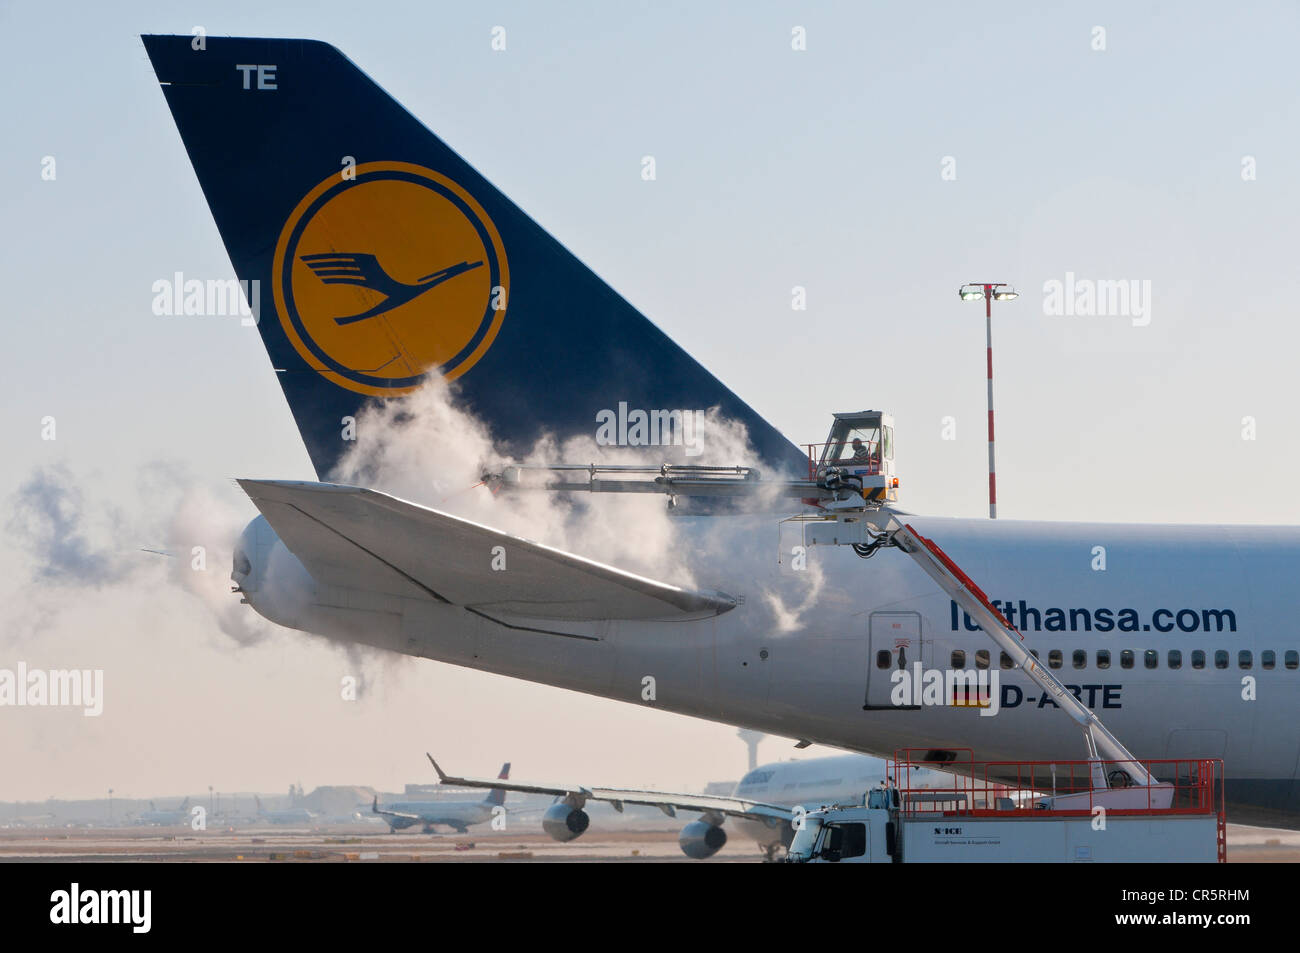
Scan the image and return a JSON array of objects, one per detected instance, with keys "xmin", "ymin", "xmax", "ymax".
[
  {"xmin": 803, "ymin": 442, "xmax": 883, "ymax": 479},
  {"xmin": 887, "ymin": 748, "xmax": 1225, "ymax": 859}
]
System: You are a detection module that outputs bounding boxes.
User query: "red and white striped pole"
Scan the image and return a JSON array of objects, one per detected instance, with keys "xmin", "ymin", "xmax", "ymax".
[
  {"xmin": 960, "ymin": 282, "xmax": 1017, "ymax": 519},
  {"xmin": 984, "ymin": 285, "xmax": 996, "ymax": 519}
]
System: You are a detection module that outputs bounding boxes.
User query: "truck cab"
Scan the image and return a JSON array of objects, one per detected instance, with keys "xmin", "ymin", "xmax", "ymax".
[{"xmin": 786, "ymin": 788, "xmax": 896, "ymax": 864}]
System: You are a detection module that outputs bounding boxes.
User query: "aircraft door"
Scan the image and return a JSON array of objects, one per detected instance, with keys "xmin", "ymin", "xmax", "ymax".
[{"xmin": 864, "ymin": 611, "xmax": 927, "ymax": 710}]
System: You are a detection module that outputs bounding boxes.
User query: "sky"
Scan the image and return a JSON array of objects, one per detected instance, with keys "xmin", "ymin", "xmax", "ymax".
[{"xmin": 1, "ymin": 0, "xmax": 1298, "ymax": 802}]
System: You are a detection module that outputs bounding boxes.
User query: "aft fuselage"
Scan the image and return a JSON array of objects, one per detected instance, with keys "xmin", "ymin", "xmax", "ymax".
[{"xmin": 238, "ymin": 512, "xmax": 1300, "ymax": 827}]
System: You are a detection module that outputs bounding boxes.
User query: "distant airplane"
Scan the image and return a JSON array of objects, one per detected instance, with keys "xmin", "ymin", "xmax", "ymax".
[
  {"xmin": 373, "ymin": 762, "xmax": 510, "ymax": 834},
  {"xmin": 253, "ymin": 795, "xmax": 316, "ymax": 825},
  {"xmin": 727, "ymin": 753, "xmax": 949, "ymax": 859},
  {"xmin": 135, "ymin": 797, "xmax": 191, "ymax": 826},
  {"xmin": 432, "ymin": 753, "xmax": 947, "ymax": 860}
]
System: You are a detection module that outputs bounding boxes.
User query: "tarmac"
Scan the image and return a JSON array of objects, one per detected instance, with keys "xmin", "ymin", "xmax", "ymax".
[{"xmin": 2, "ymin": 823, "xmax": 1298, "ymax": 862}]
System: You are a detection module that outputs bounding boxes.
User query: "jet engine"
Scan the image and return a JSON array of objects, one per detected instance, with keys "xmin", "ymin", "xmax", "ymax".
[
  {"xmin": 678, "ymin": 819, "xmax": 727, "ymax": 859},
  {"xmin": 542, "ymin": 803, "xmax": 590, "ymax": 842}
]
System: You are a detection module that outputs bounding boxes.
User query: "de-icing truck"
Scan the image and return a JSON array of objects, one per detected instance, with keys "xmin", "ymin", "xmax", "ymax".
[{"xmin": 786, "ymin": 751, "xmax": 1224, "ymax": 863}]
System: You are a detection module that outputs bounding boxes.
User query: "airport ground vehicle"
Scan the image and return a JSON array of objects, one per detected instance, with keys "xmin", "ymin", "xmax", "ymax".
[{"xmin": 787, "ymin": 751, "xmax": 1225, "ymax": 863}]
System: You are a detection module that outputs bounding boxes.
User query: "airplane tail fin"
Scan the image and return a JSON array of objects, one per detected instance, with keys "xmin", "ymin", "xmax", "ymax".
[
  {"xmin": 483, "ymin": 762, "xmax": 511, "ymax": 808},
  {"xmin": 141, "ymin": 35, "xmax": 803, "ymax": 479}
]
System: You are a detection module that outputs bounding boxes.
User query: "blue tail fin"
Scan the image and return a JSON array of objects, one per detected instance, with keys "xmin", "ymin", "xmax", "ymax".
[
  {"xmin": 142, "ymin": 35, "xmax": 803, "ymax": 478},
  {"xmin": 483, "ymin": 762, "xmax": 510, "ymax": 808}
]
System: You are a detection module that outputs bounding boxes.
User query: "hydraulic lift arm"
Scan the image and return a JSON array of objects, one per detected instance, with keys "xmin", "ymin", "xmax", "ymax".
[
  {"xmin": 482, "ymin": 452, "xmax": 1156, "ymax": 789},
  {"xmin": 865, "ymin": 510, "xmax": 1155, "ymax": 788}
]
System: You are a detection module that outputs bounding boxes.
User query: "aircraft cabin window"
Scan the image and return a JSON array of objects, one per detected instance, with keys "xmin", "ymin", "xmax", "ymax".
[
  {"xmin": 1192, "ymin": 650, "xmax": 1206, "ymax": 670},
  {"xmin": 1048, "ymin": 650, "xmax": 1063, "ymax": 669},
  {"xmin": 1096, "ymin": 650, "xmax": 1111, "ymax": 669},
  {"xmin": 976, "ymin": 650, "xmax": 990, "ymax": 670},
  {"xmin": 1215, "ymin": 650, "xmax": 1229, "ymax": 670},
  {"xmin": 1262, "ymin": 650, "xmax": 1276, "ymax": 670},
  {"xmin": 1120, "ymin": 650, "xmax": 1134, "ymax": 669},
  {"xmin": 1144, "ymin": 650, "xmax": 1158, "ymax": 669},
  {"xmin": 1239, "ymin": 650, "xmax": 1252, "ymax": 670},
  {"xmin": 1168, "ymin": 650, "xmax": 1182, "ymax": 670},
  {"xmin": 1287, "ymin": 650, "xmax": 1299, "ymax": 671},
  {"xmin": 951, "ymin": 649, "xmax": 966, "ymax": 669},
  {"xmin": 1000, "ymin": 651, "xmax": 1015, "ymax": 670},
  {"xmin": 1072, "ymin": 649, "xmax": 1087, "ymax": 670},
  {"xmin": 876, "ymin": 650, "xmax": 892, "ymax": 670}
]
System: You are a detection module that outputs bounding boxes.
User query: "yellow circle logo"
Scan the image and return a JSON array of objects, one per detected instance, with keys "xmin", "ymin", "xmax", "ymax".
[{"xmin": 272, "ymin": 162, "xmax": 509, "ymax": 396}]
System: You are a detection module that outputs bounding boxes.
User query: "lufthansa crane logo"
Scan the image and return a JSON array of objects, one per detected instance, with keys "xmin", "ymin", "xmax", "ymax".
[{"xmin": 272, "ymin": 162, "xmax": 509, "ymax": 397}]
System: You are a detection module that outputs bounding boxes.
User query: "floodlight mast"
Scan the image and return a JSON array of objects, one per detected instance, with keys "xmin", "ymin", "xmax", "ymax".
[{"xmin": 959, "ymin": 282, "xmax": 1018, "ymax": 518}]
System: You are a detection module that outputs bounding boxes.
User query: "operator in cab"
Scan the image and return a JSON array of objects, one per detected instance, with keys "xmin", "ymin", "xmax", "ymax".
[{"xmin": 850, "ymin": 437, "xmax": 876, "ymax": 467}]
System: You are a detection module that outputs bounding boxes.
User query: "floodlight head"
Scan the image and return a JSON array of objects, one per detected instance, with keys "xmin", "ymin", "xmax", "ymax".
[
  {"xmin": 959, "ymin": 284, "xmax": 985, "ymax": 301},
  {"xmin": 993, "ymin": 288, "xmax": 1019, "ymax": 301}
]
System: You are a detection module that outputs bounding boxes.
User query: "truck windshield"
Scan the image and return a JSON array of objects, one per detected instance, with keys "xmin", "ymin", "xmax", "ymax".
[{"xmin": 787, "ymin": 817, "xmax": 823, "ymax": 861}]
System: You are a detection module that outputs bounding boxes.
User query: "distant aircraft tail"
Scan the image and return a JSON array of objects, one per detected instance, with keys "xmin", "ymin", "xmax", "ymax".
[
  {"xmin": 482, "ymin": 762, "xmax": 511, "ymax": 808},
  {"xmin": 141, "ymin": 35, "xmax": 803, "ymax": 479}
]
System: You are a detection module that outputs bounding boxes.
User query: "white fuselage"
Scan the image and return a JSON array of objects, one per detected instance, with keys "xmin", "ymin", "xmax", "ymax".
[
  {"xmin": 240, "ymin": 511, "xmax": 1300, "ymax": 828},
  {"xmin": 728, "ymin": 753, "xmax": 949, "ymax": 848},
  {"xmin": 382, "ymin": 800, "xmax": 494, "ymax": 832}
]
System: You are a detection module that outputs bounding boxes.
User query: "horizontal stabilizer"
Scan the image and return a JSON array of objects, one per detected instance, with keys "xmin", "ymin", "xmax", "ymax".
[{"xmin": 238, "ymin": 480, "xmax": 735, "ymax": 621}]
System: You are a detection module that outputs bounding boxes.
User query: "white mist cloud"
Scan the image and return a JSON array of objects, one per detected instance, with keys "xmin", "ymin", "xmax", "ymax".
[
  {"xmin": 327, "ymin": 378, "xmax": 831, "ymax": 635},
  {"xmin": 164, "ymin": 482, "xmax": 272, "ymax": 648},
  {"xmin": 7, "ymin": 464, "xmax": 135, "ymax": 588},
  {"xmin": 3, "ymin": 462, "xmax": 398, "ymax": 696},
  {"xmin": 329, "ymin": 377, "xmax": 710, "ymax": 585}
]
